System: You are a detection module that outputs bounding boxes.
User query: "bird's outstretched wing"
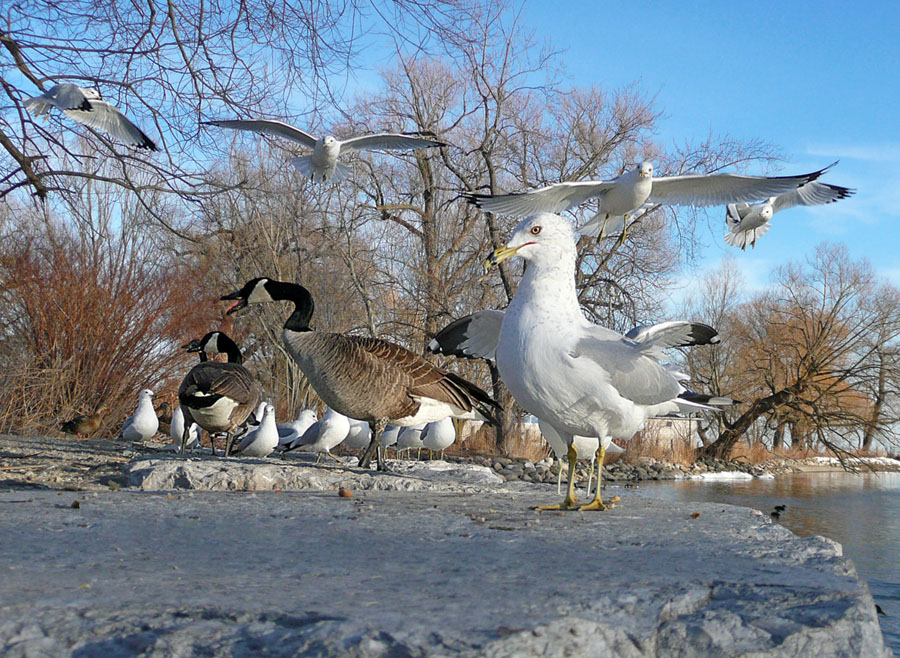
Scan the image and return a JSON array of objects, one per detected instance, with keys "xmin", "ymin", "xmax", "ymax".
[
  {"xmin": 65, "ymin": 100, "xmax": 157, "ymax": 150},
  {"xmin": 427, "ymin": 310, "xmax": 505, "ymax": 361},
  {"xmin": 649, "ymin": 163, "xmax": 836, "ymax": 206},
  {"xmin": 771, "ymin": 181, "xmax": 855, "ymax": 213},
  {"xmin": 339, "ymin": 132, "xmax": 446, "ymax": 152},
  {"xmin": 465, "ymin": 181, "xmax": 617, "ymax": 216},
  {"xmin": 203, "ymin": 119, "xmax": 317, "ymax": 147}
]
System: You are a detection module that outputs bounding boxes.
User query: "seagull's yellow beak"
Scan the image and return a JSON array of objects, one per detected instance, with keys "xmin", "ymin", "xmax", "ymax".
[
  {"xmin": 639, "ymin": 171, "xmax": 648, "ymax": 178},
  {"xmin": 484, "ymin": 243, "xmax": 530, "ymax": 271}
]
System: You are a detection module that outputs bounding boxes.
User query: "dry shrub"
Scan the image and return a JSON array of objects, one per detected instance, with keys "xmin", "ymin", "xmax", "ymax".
[
  {"xmin": 457, "ymin": 422, "xmax": 550, "ymax": 462},
  {"xmin": 625, "ymin": 423, "xmax": 696, "ymax": 465},
  {"xmin": 729, "ymin": 441, "xmax": 813, "ymax": 463},
  {"xmin": 0, "ymin": 217, "xmax": 218, "ymax": 436}
]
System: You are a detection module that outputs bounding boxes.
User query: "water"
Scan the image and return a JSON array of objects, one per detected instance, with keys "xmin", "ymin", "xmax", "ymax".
[{"xmin": 636, "ymin": 472, "xmax": 900, "ymax": 655}]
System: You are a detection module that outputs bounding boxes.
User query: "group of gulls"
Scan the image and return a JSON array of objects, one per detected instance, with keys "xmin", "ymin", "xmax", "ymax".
[
  {"xmin": 37, "ymin": 81, "xmax": 857, "ymax": 509},
  {"xmin": 24, "ymin": 83, "xmax": 854, "ymax": 249}
]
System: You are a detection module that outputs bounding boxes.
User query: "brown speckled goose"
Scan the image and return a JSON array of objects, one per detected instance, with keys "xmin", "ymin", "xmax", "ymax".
[
  {"xmin": 221, "ymin": 278, "xmax": 501, "ymax": 469},
  {"xmin": 178, "ymin": 331, "xmax": 261, "ymax": 456}
]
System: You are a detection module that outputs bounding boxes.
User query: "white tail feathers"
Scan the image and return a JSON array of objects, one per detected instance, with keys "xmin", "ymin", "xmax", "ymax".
[{"xmin": 290, "ymin": 156, "xmax": 354, "ymax": 183}]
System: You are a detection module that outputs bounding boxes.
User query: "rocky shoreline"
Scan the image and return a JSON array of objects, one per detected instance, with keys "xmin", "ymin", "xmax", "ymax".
[
  {"xmin": 438, "ymin": 452, "xmax": 900, "ymax": 486},
  {"xmin": 2, "ymin": 432, "xmax": 899, "ymax": 493}
]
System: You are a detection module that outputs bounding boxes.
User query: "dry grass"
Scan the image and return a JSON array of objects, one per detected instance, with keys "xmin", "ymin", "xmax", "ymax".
[
  {"xmin": 456, "ymin": 424, "xmax": 551, "ymax": 462},
  {"xmin": 624, "ymin": 433, "xmax": 696, "ymax": 466}
]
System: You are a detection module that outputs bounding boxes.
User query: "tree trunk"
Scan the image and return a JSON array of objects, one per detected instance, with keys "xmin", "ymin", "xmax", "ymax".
[
  {"xmin": 771, "ymin": 419, "xmax": 785, "ymax": 451},
  {"xmin": 697, "ymin": 386, "xmax": 800, "ymax": 459},
  {"xmin": 862, "ymin": 349, "xmax": 886, "ymax": 451}
]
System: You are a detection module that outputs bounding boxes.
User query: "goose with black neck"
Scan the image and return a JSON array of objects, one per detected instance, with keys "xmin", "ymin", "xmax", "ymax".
[
  {"xmin": 179, "ymin": 331, "xmax": 261, "ymax": 456},
  {"xmin": 221, "ymin": 277, "xmax": 502, "ymax": 470}
]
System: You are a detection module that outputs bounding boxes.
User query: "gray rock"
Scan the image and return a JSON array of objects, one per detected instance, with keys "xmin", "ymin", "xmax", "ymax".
[{"xmin": 0, "ymin": 489, "xmax": 888, "ymax": 657}]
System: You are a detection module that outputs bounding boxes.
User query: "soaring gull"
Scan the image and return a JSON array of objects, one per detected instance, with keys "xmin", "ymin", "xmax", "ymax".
[
  {"xmin": 24, "ymin": 84, "xmax": 157, "ymax": 150},
  {"xmin": 202, "ymin": 119, "xmax": 445, "ymax": 183},
  {"xmin": 725, "ymin": 181, "xmax": 854, "ymax": 250},
  {"xmin": 466, "ymin": 161, "xmax": 837, "ymax": 241}
]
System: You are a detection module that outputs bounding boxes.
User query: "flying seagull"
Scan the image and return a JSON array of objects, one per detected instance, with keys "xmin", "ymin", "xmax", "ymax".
[
  {"xmin": 466, "ymin": 161, "xmax": 837, "ymax": 241},
  {"xmin": 724, "ymin": 181, "xmax": 855, "ymax": 250},
  {"xmin": 24, "ymin": 83, "xmax": 157, "ymax": 150},
  {"xmin": 202, "ymin": 119, "xmax": 446, "ymax": 183},
  {"xmin": 473, "ymin": 213, "xmax": 720, "ymax": 510}
]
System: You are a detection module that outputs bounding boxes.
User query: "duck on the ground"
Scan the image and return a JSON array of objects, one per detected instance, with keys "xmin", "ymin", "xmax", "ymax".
[{"xmin": 60, "ymin": 406, "xmax": 109, "ymax": 439}]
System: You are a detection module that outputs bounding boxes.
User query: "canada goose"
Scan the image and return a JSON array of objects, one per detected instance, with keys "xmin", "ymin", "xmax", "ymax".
[
  {"xmin": 24, "ymin": 83, "xmax": 157, "ymax": 150},
  {"xmin": 221, "ymin": 278, "xmax": 501, "ymax": 470},
  {"xmin": 119, "ymin": 390, "xmax": 158, "ymax": 442},
  {"xmin": 178, "ymin": 331, "xmax": 261, "ymax": 456},
  {"xmin": 60, "ymin": 406, "xmax": 109, "ymax": 439},
  {"xmin": 202, "ymin": 120, "xmax": 445, "ymax": 183},
  {"xmin": 278, "ymin": 407, "xmax": 350, "ymax": 463},
  {"xmin": 232, "ymin": 404, "xmax": 279, "ymax": 458}
]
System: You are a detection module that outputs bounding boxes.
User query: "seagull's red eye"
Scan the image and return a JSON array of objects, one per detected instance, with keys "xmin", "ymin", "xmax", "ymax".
[{"xmin": 530, "ymin": 226, "xmax": 542, "ymax": 235}]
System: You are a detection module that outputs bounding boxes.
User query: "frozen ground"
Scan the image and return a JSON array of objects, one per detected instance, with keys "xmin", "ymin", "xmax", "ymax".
[
  {"xmin": 0, "ymin": 486, "xmax": 890, "ymax": 656},
  {"xmin": 0, "ymin": 433, "xmax": 891, "ymax": 656}
]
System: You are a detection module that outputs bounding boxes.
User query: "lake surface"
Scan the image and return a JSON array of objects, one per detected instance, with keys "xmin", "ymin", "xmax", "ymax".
[{"xmin": 636, "ymin": 472, "xmax": 900, "ymax": 656}]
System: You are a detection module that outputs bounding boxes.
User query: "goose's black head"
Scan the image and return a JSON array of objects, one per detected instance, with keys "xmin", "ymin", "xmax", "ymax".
[
  {"xmin": 221, "ymin": 277, "xmax": 314, "ymax": 332},
  {"xmin": 182, "ymin": 331, "xmax": 242, "ymax": 363},
  {"xmin": 221, "ymin": 277, "xmax": 273, "ymax": 315}
]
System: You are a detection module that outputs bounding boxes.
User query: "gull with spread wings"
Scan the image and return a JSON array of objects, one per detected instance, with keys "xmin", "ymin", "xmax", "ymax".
[{"xmin": 203, "ymin": 119, "xmax": 445, "ymax": 183}]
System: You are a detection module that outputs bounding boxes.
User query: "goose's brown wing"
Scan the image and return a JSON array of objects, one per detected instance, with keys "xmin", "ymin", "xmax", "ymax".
[
  {"xmin": 178, "ymin": 361, "xmax": 259, "ymax": 405},
  {"xmin": 347, "ymin": 336, "xmax": 500, "ymax": 423}
]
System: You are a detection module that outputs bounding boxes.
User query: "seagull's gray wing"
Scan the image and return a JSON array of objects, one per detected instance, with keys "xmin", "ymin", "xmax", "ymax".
[
  {"xmin": 648, "ymin": 163, "xmax": 836, "ymax": 207},
  {"xmin": 624, "ymin": 321, "xmax": 719, "ymax": 360},
  {"xmin": 202, "ymin": 119, "xmax": 318, "ymax": 147},
  {"xmin": 466, "ymin": 181, "xmax": 617, "ymax": 216},
  {"xmin": 571, "ymin": 327, "xmax": 681, "ymax": 406},
  {"xmin": 771, "ymin": 181, "xmax": 855, "ymax": 214},
  {"xmin": 725, "ymin": 203, "xmax": 749, "ymax": 229},
  {"xmin": 427, "ymin": 310, "xmax": 505, "ymax": 361},
  {"xmin": 338, "ymin": 132, "xmax": 445, "ymax": 153},
  {"xmin": 25, "ymin": 84, "xmax": 91, "ymax": 114},
  {"xmin": 64, "ymin": 100, "xmax": 157, "ymax": 150}
]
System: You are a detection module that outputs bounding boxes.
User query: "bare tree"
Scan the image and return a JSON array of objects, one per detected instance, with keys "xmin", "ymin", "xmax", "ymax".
[
  {"xmin": 0, "ymin": 0, "xmax": 487, "ymax": 206},
  {"xmin": 695, "ymin": 243, "xmax": 900, "ymax": 459}
]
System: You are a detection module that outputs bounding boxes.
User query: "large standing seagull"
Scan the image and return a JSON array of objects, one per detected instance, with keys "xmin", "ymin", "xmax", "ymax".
[
  {"xmin": 202, "ymin": 119, "xmax": 445, "ymax": 183},
  {"xmin": 466, "ymin": 161, "xmax": 837, "ymax": 240},
  {"xmin": 724, "ymin": 181, "xmax": 854, "ymax": 250},
  {"xmin": 474, "ymin": 213, "xmax": 719, "ymax": 510},
  {"xmin": 24, "ymin": 84, "xmax": 157, "ymax": 150},
  {"xmin": 429, "ymin": 310, "xmax": 726, "ymax": 507},
  {"xmin": 220, "ymin": 278, "xmax": 501, "ymax": 470}
]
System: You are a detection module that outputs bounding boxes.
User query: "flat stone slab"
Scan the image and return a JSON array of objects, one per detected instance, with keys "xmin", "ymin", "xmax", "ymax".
[
  {"xmin": 125, "ymin": 454, "xmax": 506, "ymax": 493},
  {"xmin": 0, "ymin": 488, "xmax": 889, "ymax": 657}
]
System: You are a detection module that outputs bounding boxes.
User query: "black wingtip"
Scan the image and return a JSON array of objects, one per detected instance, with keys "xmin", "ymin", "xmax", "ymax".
[{"xmin": 687, "ymin": 323, "xmax": 720, "ymax": 347}]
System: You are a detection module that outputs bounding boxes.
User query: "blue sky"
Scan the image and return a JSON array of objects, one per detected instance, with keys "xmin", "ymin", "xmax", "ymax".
[{"xmin": 517, "ymin": 1, "xmax": 900, "ymax": 299}]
